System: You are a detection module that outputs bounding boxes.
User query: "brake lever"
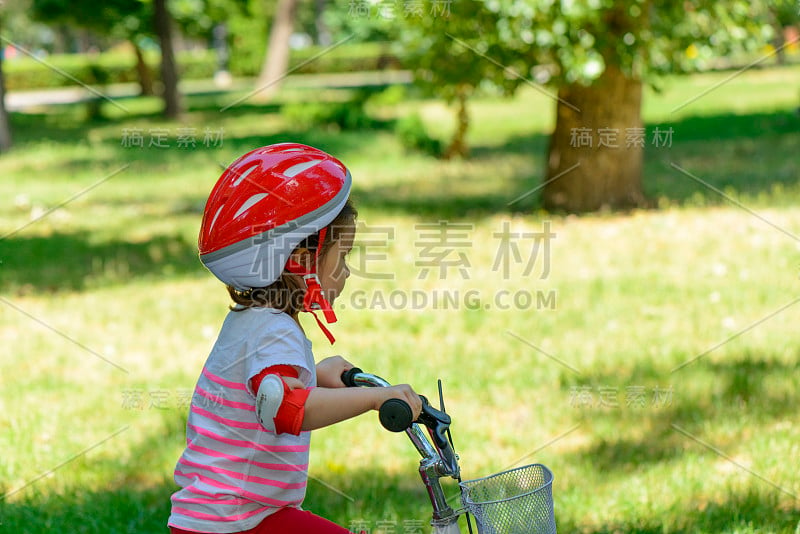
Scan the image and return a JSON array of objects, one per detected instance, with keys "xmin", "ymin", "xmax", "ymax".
[{"xmin": 416, "ymin": 396, "xmax": 452, "ymax": 452}]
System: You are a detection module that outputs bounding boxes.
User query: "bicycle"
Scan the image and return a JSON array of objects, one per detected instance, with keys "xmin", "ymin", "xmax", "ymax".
[{"xmin": 341, "ymin": 368, "xmax": 557, "ymax": 534}]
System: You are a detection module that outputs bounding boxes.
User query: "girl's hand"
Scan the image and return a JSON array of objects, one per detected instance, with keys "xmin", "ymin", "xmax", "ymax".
[
  {"xmin": 315, "ymin": 355, "xmax": 354, "ymax": 388},
  {"xmin": 282, "ymin": 376, "xmax": 305, "ymax": 390},
  {"xmin": 376, "ymin": 384, "xmax": 423, "ymax": 420}
]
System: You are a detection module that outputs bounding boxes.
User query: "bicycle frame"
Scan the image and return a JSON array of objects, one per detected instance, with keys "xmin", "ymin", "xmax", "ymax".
[{"xmin": 347, "ymin": 372, "xmax": 464, "ymax": 533}]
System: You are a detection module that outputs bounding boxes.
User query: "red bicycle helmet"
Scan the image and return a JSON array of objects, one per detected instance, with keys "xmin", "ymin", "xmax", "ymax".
[{"xmin": 199, "ymin": 143, "xmax": 352, "ymax": 342}]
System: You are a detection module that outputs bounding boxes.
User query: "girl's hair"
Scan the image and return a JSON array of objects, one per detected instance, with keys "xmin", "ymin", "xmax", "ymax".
[{"xmin": 226, "ymin": 199, "xmax": 357, "ymax": 315}]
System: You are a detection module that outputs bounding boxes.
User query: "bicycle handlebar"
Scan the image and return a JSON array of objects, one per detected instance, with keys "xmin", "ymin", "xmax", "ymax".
[
  {"xmin": 340, "ymin": 367, "xmax": 363, "ymax": 387},
  {"xmin": 379, "ymin": 398, "xmax": 415, "ymax": 432},
  {"xmin": 342, "ymin": 367, "xmax": 414, "ymax": 432},
  {"xmin": 342, "ymin": 367, "xmax": 452, "ymax": 436},
  {"xmin": 340, "ymin": 368, "xmax": 458, "ymax": 472}
]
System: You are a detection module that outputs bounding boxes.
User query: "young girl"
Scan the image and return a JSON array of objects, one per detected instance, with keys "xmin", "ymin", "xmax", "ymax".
[{"xmin": 168, "ymin": 143, "xmax": 422, "ymax": 533}]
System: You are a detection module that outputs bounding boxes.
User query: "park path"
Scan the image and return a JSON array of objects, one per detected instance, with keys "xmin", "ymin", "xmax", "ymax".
[{"xmin": 5, "ymin": 70, "xmax": 411, "ymax": 111}]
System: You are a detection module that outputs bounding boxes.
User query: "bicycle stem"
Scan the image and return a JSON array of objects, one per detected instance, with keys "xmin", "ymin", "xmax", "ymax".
[{"xmin": 347, "ymin": 372, "xmax": 462, "ymax": 528}]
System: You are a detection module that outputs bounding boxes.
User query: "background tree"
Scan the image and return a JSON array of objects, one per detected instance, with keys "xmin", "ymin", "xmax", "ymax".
[
  {"xmin": 313, "ymin": 0, "xmax": 331, "ymax": 46},
  {"xmin": 0, "ymin": 0, "xmax": 35, "ymax": 152},
  {"xmin": 152, "ymin": 0, "xmax": 182, "ymax": 117},
  {"xmin": 255, "ymin": 0, "xmax": 299, "ymax": 101},
  {"xmin": 532, "ymin": 0, "xmax": 776, "ymax": 212},
  {"xmin": 399, "ymin": 0, "xmax": 532, "ymax": 158},
  {"xmin": 768, "ymin": 0, "xmax": 800, "ymax": 64},
  {"xmin": 32, "ymin": 0, "xmax": 191, "ymax": 118},
  {"xmin": 0, "ymin": 18, "xmax": 12, "ymax": 153},
  {"xmin": 402, "ymin": 0, "xmax": 777, "ymax": 212},
  {"xmin": 31, "ymin": 0, "xmax": 156, "ymax": 96}
]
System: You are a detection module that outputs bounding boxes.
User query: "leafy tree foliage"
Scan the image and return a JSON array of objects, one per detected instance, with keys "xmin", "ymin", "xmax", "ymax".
[{"xmin": 400, "ymin": 0, "xmax": 779, "ymax": 211}]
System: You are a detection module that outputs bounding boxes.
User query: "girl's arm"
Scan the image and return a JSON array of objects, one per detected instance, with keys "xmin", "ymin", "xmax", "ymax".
[
  {"xmin": 301, "ymin": 384, "xmax": 422, "ymax": 431},
  {"xmin": 250, "ymin": 357, "xmax": 421, "ymax": 434}
]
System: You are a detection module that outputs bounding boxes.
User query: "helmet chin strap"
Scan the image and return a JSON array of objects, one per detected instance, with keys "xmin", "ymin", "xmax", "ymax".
[{"xmin": 285, "ymin": 227, "xmax": 337, "ymax": 344}]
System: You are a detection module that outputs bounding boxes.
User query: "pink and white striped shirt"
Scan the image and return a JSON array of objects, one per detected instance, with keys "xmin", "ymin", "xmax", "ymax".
[{"xmin": 169, "ymin": 308, "xmax": 316, "ymax": 533}]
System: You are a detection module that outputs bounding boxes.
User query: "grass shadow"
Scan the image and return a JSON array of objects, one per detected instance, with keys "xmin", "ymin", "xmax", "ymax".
[
  {"xmin": 0, "ymin": 410, "xmax": 186, "ymax": 534},
  {"xmin": 0, "ymin": 483, "xmax": 175, "ymax": 534},
  {"xmin": 353, "ymin": 184, "xmax": 541, "ymax": 220},
  {"xmin": 642, "ymin": 109, "xmax": 800, "ymax": 205},
  {"xmin": 354, "ymin": 132, "xmax": 552, "ymax": 220},
  {"xmin": 0, "ymin": 231, "xmax": 203, "ymax": 294},
  {"xmin": 9, "ymin": 110, "xmax": 99, "ymax": 146},
  {"xmin": 556, "ymin": 488, "xmax": 799, "ymax": 533},
  {"xmin": 557, "ymin": 349, "xmax": 799, "ymax": 475}
]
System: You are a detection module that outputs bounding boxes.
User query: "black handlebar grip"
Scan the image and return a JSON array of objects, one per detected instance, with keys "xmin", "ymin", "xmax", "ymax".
[
  {"xmin": 379, "ymin": 398, "xmax": 413, "ymax": 432},
  {"xmin": 340, "ymin": 367, "xmax": 363, "ymax": 387}
]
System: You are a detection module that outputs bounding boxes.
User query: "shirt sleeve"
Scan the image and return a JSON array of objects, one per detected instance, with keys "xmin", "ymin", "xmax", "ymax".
[{"xmin": 245, "ymin": 313, "xmax": 314, "ymax": 396}]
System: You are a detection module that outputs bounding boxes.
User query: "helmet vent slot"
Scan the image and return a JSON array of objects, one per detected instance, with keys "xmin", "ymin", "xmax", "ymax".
[
  {"xmin": 233, "ymin": 193, "xmax": 269, "ymax": 219},
  {"xmin": 284, "ymin": 159, "xmax": 322, "ymax": 178},
  {"xmin": 208, "ymin": 205, "xmax": 224, "ymax": 233},
  {"xmin": 231, "ymin": 164, "xmax": 258, "ymax": 187}
]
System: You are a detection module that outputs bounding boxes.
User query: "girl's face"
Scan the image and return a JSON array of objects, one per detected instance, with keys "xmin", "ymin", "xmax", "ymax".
[{"xmin": 317, "ymin": 227, "xmax": 355, "ymax": 304}]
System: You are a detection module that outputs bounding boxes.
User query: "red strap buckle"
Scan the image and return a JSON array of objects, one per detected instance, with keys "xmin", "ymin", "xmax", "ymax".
[{"xmin": 284, "ymin": 228, "xmax": 337, "ymax": 344}]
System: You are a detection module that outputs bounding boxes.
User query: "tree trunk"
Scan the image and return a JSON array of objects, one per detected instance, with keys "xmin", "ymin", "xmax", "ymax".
[
  {"xmin": 131, "ymin": 39, "xmax": 155, "ymax": 96},
  {"xmin": 255, "ymin": 0, "xmax": 298, "ymax": 101},
  {"xmin": 54, "ymin": 25, "xmax": 71, "ymax": 54},
  {"xmin": 769, "ymin": 7, "xmax": 786, "ymax": 66},
  {"xmin": 78, "ymin": 29, "xmax": 92, "ymax": 54},
  {"xmin": 314, "ymin": 0, "xmax": 331, "ymax": 46},
  {"xmin": 445, "ymin": 86, "xmax": 470, "ymax": 159},
  {"xmin": 153, "ymin": 0, "xmax": 182, "ymax": 118},
  {"xmin": 0, "ymin": 25, "xmax": 12, "ymax": 153},
  {"xmin": 543, "ymin": 64, "xmax": 646, "ymax": 212}
]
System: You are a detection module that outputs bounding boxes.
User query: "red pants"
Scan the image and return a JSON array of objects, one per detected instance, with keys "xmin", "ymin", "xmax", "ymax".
[{"xmin": 169, "ymin": 507, "xmax": 359, "ymax": 533}]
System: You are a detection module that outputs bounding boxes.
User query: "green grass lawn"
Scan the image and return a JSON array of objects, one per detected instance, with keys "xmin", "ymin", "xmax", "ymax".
[{"xmin": 1, "ymin": 65, "xmax": 799, "ymax": 533}]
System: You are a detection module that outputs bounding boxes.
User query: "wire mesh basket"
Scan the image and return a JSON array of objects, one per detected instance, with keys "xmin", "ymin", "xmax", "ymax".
[{"xmin": 459, "ymin": 463, "xmax": 556, "ymax": 534}]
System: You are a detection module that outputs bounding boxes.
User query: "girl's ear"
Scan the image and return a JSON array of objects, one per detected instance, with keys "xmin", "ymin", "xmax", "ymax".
[{"xmin": 289, "ymin": 247, "xmax": 313, "ymax": 271}]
